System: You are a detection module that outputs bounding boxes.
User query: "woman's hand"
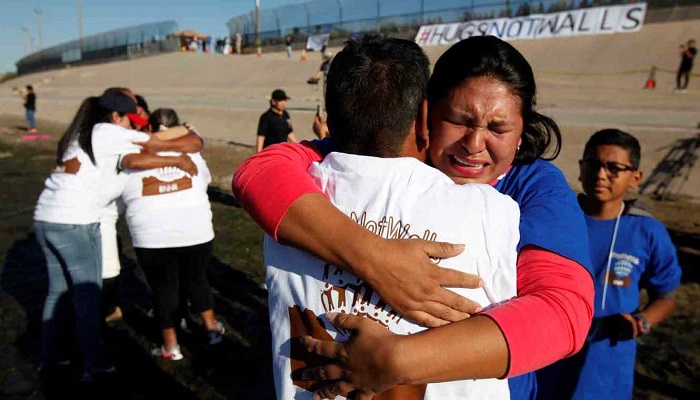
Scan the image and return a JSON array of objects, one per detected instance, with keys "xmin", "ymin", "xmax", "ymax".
[
  {"xmin": 278, "ymin": 194, "xmax": 484, "ymax": 329},
  {"xmin": 313, "ymin": 113, "xmax": 329, "ymax": 139},
  {"xmin": 176, "ymin": 154, "xmax": 198, "ymax": 176},
  {"xmin": 359, "ymin": 238, "xmax": 483, "ymax": 327},
  {"xmin": 301, "ymin": 313, "xmax": 402, "ymax": 400}
]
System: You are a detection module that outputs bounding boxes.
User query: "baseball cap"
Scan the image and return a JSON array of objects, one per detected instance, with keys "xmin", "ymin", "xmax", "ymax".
[
  {"xmin": 98, "ymin": 88, "xmax": 137, "ymax": 114},
  {"xmin": 271, "ymin": 89, "xmax": 290, "ymax": 101},
  {"xmin": 127, "ymin": 113, "xmax": 148, "ymax": 128},
  {"xmin": 127, "ymin": 94, "xmax": 150, "ymax": 128}
]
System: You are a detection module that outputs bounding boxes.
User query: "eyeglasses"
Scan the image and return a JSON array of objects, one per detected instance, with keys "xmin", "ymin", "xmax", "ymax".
[{"xmin": 579, "ymin": 159, "xmax": 637, "ymax": 177}]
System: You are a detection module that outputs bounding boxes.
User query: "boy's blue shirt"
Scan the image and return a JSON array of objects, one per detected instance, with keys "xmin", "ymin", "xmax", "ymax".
[
  {"xmin": 586, "ymin": 210, "xmax": 681, "ymax": 317},
  {"xmin": 537, "ymin": 198, "xmax": 682, "ymax": 400}
]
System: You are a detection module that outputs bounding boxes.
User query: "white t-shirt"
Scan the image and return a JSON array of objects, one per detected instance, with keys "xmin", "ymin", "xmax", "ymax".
[
  {"xmin": 121, "ymin": 151, "xmax": 214, "ymax": 248},
  {"xmin": 34, "ymin": 123, "xmax": 148, "ymax": 224},
  {"xmin": 265, "ymin": 153, "xmax": 520, "ymax": 400}
]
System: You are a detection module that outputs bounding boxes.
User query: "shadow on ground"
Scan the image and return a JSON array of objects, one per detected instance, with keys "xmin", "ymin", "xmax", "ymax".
[
  {"xmin": 668, "ymin": 229, "xmax": 700, "ymax": 284},
  {"xmin": 0, "ymin": 232, "xmax": 274, "ymax": 399}
]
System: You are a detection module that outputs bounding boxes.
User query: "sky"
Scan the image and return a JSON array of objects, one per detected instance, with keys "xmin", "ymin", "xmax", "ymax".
[{"xmin": 0, "ymin": 0, "xmax": 309, "ymax": 73}]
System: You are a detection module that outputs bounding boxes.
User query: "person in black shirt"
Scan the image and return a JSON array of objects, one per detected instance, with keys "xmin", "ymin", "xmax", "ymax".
[
  {"xmin": 676, "ymin": 39, "xmax": 697, "ymax": 93},
  {"xmin": 256, "ymin": 89, "xmax": 297, "ymax": 153},
  {"xmin": 22, "ymin": 85, "xmax": 37, "ymax": 133}
]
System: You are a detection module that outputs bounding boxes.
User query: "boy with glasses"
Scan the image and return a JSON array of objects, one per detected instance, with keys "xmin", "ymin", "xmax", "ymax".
[{"xmin": 536, "ymin": 129, "xmax": 682, "ymax": 399}]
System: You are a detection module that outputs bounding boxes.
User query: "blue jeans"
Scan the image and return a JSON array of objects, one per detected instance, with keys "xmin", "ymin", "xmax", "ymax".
[
  {"xmin": 34, "ymin": 221, "xmax": 102, "ymax": 370},
  {"xmin": 26, "ymin": 109, "xmax": 36, "ymax": 129}
]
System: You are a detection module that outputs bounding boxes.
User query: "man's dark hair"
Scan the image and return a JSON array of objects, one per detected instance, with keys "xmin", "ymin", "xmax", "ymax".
[
  {"xmin": 584, "ymin": 129, "xmax": 641, "ymax": 169},
  {"xmin": 325, "ymin": 34, "xmax": 430, "ymax": 157},
  {"xmin": 429, "ymin": 35, "xmax": 561, "ymax": 164},
  {"xmin": 26, "ymin": 85, "xmax": 33, "ymax": 91}
]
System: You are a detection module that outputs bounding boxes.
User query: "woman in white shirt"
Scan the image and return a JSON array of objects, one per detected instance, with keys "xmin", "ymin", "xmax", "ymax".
[
  {"xmin": 120, "ymin": 108, "xmax": 223, "ymax": 361},
  {"xmin": 34, "ymin": 88, "xmax": 197, "ymax": 383}
]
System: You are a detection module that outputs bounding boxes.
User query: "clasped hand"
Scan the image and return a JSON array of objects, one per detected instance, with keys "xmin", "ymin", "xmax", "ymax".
[{"xmin": 299, "ymin": 237, "xmax": 484, "ymax": 399}]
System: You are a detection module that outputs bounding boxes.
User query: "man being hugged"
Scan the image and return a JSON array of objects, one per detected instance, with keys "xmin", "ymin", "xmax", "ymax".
[{"xmin": 264, "ymin": 35, "xmax": 520, "ymax": 400}]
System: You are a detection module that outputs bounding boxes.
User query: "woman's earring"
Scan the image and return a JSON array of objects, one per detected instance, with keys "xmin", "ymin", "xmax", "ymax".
[{"xmin": 517, "ymin": 145, "xmax": 521, "ymax": 153}]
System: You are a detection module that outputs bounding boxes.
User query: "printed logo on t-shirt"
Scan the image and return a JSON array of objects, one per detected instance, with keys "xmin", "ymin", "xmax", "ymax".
[
  {"xmin": 141, "ymin": 165, "xmax": 193, "ymax": 196},
  {"xmin": 53, "ymin": 157, "xmax": 81, "ymax": 174},
  {"xmin": 142, "ymin": 175, "xmax": 192, "ymax": 196},
  {"xmin": 287, "ymin": 212, "xmax": 439, "ymax": 399},
  {"xmin": 605, "ymin": 252, "xmax": 639, "ymax": 287}
]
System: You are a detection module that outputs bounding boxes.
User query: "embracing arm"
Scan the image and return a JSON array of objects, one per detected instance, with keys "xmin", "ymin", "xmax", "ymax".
[
  {"xmin": 121, "ymin": 153, "xmax": 198, "ymax": 176},
  {"xmin": 484, "ymin": 246, "xmax": 594, "ymax": 376},
  {"xmin": 143, "ymin": 132, "xmax": 203, "ymax": 154},
  {"xmin": 232, "ymin": 141, "xmax": 483, "ymax": 325},
  {"xmin": 299, "ymin": 246, "xmax": 594, "ymax": 399}
]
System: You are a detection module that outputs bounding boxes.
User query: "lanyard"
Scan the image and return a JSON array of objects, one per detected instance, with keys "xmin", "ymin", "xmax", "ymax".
[{"xmin": 601, "ymin": 203, "xmax": 624, "ymax": 310}]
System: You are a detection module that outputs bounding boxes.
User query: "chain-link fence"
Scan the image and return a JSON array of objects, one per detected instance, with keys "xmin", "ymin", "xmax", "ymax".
[
  {"xmin": 16, "ymin": 20, "xmax": 180, "ymax": 75},
  {"xmin": 227, "ymin": 0, "xmax": 700, "ymax": 47}
]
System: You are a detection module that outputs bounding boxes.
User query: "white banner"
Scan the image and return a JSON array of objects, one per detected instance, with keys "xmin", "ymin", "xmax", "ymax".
[
  {"xmin": 415, "ymin": 3, "xmax": 647, "ymax": 46},
  {"xmin": 306, "ymin": 33, "xmax": 331, "ymax": 51}
]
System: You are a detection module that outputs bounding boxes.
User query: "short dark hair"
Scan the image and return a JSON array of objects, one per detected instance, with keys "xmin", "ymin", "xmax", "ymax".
[
  {"xmin": 325, "ymin": 34, "xmax": 430, "ymax": 157},
  {"xmin": 26, "ymin": 85, "xmax": 33, "ymax": 91},
  {"xmin": 583, "ymin": 129, "xmax": 641, "ymax": 169},
  {"xmin": 135, "ymin": 95, "xmax": 150, "ymax": 114},
  {"xmin": 149, "ymin": 108, "xmax": 180, "ymax": 130},
  {"xmin": 428, "ymin": 35, "xmax": 561, "ymax": 164}
]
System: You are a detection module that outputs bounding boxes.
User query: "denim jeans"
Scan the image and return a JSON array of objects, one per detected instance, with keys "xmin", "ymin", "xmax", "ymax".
[
  {"xmin": 34, "ymin": 221, "xmax": 102, "ymax": 370},
  {"xmin": 25, "ymin": 109, "xmax": 36, "ymax": 129}
]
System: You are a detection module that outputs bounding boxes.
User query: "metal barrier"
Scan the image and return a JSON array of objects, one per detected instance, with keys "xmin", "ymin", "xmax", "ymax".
[
  {"xmin": 16, "ymin": 20, "xmax": 179, "ymax": 75},
  {"xmin": 226, "ymin": 0, "xmax": 700, "ymax": 48}
]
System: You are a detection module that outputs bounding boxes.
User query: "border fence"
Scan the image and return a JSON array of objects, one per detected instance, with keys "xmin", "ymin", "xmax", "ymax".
[
  {"xmin": 227, "ymin": 0, "xmax": 700, "ymax": 48},
  {"xmin": 13, "ymin": 1, "xmax": 699, "ymax": 74},
  {"xmin": 16, "ymin": 20, "xmax": 180, "ymax": 75}
]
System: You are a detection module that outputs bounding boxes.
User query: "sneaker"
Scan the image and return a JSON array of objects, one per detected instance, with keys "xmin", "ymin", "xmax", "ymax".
[
  {"xmin": 151, "ymin": 344, "xmax": 184, "ymax": 361},
  {"xmin": 28, "ymin": 128, "xmax": 37, "ymax": 133},
  {"xmin": 208, "ymin": 321, "xmax": 225, "ymax": 345}
]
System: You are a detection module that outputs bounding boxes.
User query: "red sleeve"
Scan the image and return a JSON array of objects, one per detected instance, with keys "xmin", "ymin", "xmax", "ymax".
[
  {"xmin": 232, "ymin": 141, "xmax": 324, "ymax": 239},
  {"xmin": 482, "ymin": 246, "xmax": 594, "ymax": 377}
]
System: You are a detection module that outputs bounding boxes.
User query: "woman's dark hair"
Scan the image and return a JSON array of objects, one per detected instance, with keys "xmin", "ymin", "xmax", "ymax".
[
  {"xmin": 584, "ymin": 129, "xmax": 641, "ymax": 169},
  {"xmin": 428, "ymin": 35, "xmax": 561, "ymax": 164},
  {"xmin": 148, "ymin": 108, "xmax": 180, "ymax": 130},
  {"xmin": 55, "ymin": 97, "xmax": 122, "ymax": 166}
]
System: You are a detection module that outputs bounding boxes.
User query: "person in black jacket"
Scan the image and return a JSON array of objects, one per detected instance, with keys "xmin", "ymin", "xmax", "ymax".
[
  {"xmin": 256, "ymin": 89, "xmax": 297, "ymax": 153},
  {"xmin": 22, "ymin": 85, "xmax": 37, "ymax": 133}
]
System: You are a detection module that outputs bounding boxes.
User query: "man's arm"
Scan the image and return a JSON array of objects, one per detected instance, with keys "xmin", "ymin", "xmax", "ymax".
[
  {"xmin": 121, "ymin": 153, "xmax": 198, "ymax": 176},
  {"xmin": 153, "ymin": 125, "xmax": 189, "ymax": 140},
  {"xmin": 139, "ymin": 134, "xmax": 203, "ymax": 154},
  {"xmin": 256, "ymin": 115, "xmax": 268, "ymax": 153},
  {"xmin": 639, "ymin": 295, "xmax": 675, "ymax": 327}
]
